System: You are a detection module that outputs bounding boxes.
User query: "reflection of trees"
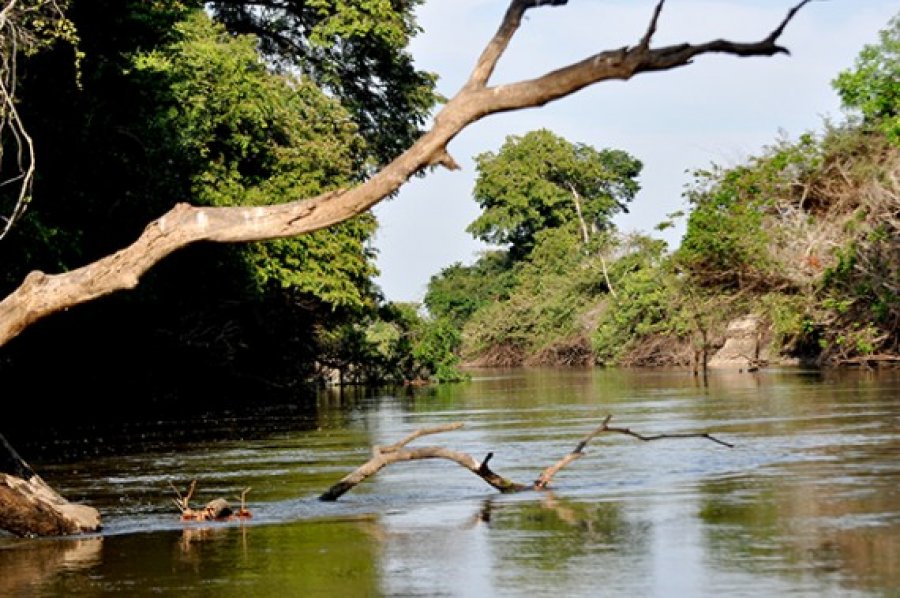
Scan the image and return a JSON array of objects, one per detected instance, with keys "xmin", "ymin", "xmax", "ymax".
[
  {"xmin": 698, "ymin": 466, "xmax": 900, "ymax": 594},
  {"xmin": 479, "ymin": 494, "xmax": 649, "ymax": 571},
  {"xmin": 0, "ymin": 536, "xmax": 102, "ymax": 596}
]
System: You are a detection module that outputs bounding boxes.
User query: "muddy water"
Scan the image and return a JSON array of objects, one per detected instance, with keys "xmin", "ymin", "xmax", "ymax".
[{"xmin": 2, "ymin": 367, "xmax": 899, "ymax": 597}]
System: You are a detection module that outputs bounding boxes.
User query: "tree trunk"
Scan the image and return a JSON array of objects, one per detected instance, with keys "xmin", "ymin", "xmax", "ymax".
[{"xmin": 0, "ymin": 434, "xmax": 101, "ymax": 537}]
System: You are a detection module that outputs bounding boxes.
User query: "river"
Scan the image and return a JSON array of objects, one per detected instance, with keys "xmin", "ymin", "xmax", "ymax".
[{"xmin": 2, "ymin": 367, "xmax": 899, "ymax": 597}]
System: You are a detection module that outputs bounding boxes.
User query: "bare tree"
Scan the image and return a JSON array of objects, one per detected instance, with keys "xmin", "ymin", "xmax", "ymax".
[
  {"xmin": 0, "ymin": 0, "xmax": 812, "ymax": 536},
  {"xmin": 0, "ymin": 0, "xmax": 71, "ymax": 240}
]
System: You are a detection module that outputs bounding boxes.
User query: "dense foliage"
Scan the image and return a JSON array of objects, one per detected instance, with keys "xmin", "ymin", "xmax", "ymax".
[
  {"xmin": 832, "ymin": 13, "xmax": 900, "ymax": 143},
  {"xmin": 468, "ymin": 129, "xmax": 642, "ymax": 260},
  {"xmin": 208, "ymin": 0, "xmax": 439, "ymax": 165},
  {"xmin": 0, "ymin": 1, "xmax": 444, "ymax": 401},
  {"xmin": 427, "ymin": 12, "xmax": 899, "ymax": 370},
  {"xmin": 427, "ymin": 131, "xmax": 644, "ymax": 367}
]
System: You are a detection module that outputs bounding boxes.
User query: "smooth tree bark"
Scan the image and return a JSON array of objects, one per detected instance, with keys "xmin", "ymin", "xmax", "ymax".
[{"xmin": 0, "ymin": 0, "xmax": 811, "ymax": 536}]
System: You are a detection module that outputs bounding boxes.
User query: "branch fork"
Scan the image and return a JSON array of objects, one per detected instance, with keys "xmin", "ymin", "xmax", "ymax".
[{"xmin": 320, "ymin": 415, "xmax": 732, "ymax": 501}]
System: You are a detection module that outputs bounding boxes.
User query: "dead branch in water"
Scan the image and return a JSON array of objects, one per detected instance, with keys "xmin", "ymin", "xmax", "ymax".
[
  {"xmin": 170, "ymin": 481, "xmax": 252, "ymax": 522},
  {"xmin": 320, "ymin": 416, "xmax": 731, "ymax": 501}
]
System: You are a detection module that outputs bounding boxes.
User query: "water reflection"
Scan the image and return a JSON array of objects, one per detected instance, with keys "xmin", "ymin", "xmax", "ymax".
[
  {"xmin": 0, "ymin": 536, "xmax": 102, "ymax": 596},
  {"xmin": 0, "ymin": 368, "xmax": 897, "ymax": 596}
]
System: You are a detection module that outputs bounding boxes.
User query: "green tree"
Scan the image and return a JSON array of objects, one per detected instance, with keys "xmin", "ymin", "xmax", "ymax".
[
  {"xmin": 133, "ymin": 12, "xmax": 378, "ymax": 310},
  {"xmin": 677, "ymin": 163, "xmax": 775, "ymax": 291},
  {"xmin": 209, "ymin": 0, "xmax": 439, "ymax": 165},
  {"xmin": 461, "ymin": 224, "xmax": 611, "ymax": 366},
  {"xmin": 0, "ymin": 5, "xmax": 387, "ymax": 400},
  {"xmin": 467, "ymin": 129, "xmax": 641, "ymax": 260},
  {"xmin": 833, "ymin": 12, "xmax": 900, "ymax": 143}
]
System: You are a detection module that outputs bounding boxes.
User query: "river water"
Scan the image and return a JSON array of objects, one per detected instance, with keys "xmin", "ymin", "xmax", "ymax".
[{"xmin": 2, "ymin": 367, "xmax": 899, "ymax": 597}]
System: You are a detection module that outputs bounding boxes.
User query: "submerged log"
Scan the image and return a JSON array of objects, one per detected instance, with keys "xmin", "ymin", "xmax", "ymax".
[
  {"xmin": 320, "ymin": 416, "xmax": 733, "ymax": 501},
  {"xmin": 0, "ymin": 434, "xmax": 101, "ymax": 537}
]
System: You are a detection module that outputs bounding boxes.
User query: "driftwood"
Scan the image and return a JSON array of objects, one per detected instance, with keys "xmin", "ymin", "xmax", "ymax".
[
  {"xmin": 170, "ymin": 480, "xmax": 252, "ymax": 522},
  {"xmin": 320, "ymin": 416, "xmax": 732, "ymax": 501},
  {"xmin": 0, "ymin": 434, "xmax": 101, "ymax": 537}
]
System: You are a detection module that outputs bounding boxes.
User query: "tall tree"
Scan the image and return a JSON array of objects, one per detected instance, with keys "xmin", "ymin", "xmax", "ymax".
[
  {"xmin": 832, "ymin": 12, "xmax": 900, "ymax": 143},
  {"xmin": 209, "ymin": 0, "xmax": 440, "ymax": 165},
  {"xmin": 467, "ymin": 129, "xmax": 642, "ymax": 259}
]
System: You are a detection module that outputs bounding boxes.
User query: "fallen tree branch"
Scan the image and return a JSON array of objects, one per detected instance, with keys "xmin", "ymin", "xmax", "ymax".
[
  {"xmin": 534, "ymin": 415, "xmax": 733, "ymax": 488},
  {"xmin": 319, "ymin": 423, "xmax": 525, "ymax": 501},
  {"xmin": 320, "ymin": 416, "xmax": 732, "ymax": 501}
]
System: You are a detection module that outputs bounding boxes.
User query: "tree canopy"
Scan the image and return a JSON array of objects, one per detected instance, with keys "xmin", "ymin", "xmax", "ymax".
[
  {"xmin": 208, "ymin": 0, "xmax": 440, "ymax": 165},
  {"xmin": 467, "ymin": 129, "xmax": 642, "ymax": 259},
  {"xmin": 832, "ymin": 12, "xmax": 900, "ymax": 143},
  {"xmin": 132, "ymin": 11, "xmax": 378, "ymax": 309}
]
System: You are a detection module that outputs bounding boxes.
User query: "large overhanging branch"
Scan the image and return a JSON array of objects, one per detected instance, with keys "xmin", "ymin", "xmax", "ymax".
[
  {"xmin": 0, "ymin": 0, "xmax": 812, "ymax": 347},
  {"xmin": 319, "ymin": 416, "xmax": 732, "ymax": 501}
]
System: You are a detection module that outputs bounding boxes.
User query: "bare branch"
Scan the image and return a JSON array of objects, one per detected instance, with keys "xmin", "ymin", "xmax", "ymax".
[
  {"xmin": 534, "ymin": 415, "xmax": 732, "ymax": 489},
  {"xmin": 377, "ymin": 422, "xmax": 464, "ymax": 453},
  {"xmin": 468, "ymin": 0, "xmax": 569, "ymax": 89},
  {"xmin": 319, "ymin": 442, "xmax": 525, "ymax": 502},
  {"xmin": 766, "ymin": 0, "xmax": 815, "ymax": 45},
  {"xmin": 0, "ymin": 1, "xmax": 18, "ymax": 29},
  {"xmin": 321, "ymin": 417, "xmax": 731, "ymax": 501},
  {"xmin": 0, "ymin": 0, "xmax": 36, "ymax": 241},
  {"xmin": 638, "ymin": 0, "xmax": 666, "ymax": 52}
]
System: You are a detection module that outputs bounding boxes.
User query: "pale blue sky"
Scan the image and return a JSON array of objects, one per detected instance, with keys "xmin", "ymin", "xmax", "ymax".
[{"xmin": 372, "ymin": 0, "xmax": 898, "ymax": 303}]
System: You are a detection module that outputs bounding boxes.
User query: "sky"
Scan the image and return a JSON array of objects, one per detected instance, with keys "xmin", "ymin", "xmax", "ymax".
[{"xmin": 371, "ymin": 0, "xmax": 898, "ymax": 304}]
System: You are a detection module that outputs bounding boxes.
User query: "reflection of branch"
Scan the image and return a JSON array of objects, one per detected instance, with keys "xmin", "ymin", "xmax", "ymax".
[
  {"xmin": 321, "ymin": 416, "xmax": 732, "ymax": 500},
  {"xmin": 0, "ymin": 536, "xmax": 102, "ymax": 596}
]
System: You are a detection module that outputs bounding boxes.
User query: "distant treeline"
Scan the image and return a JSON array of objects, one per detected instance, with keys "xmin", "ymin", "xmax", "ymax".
[{"xmin": 423, "ymin": 13, "xmax": 899, "ymax": 372}]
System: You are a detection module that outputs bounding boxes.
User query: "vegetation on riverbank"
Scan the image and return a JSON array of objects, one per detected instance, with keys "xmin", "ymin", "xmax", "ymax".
[
  {"xmin": 1, "ymin": 4, "xmax": 896, "ymax": 397},
  {"xmin": 425, "ymin": 14, "xmax": 899, "ymax": 372}
]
